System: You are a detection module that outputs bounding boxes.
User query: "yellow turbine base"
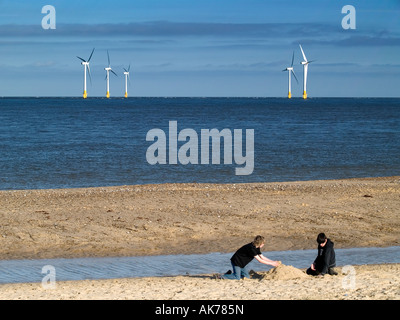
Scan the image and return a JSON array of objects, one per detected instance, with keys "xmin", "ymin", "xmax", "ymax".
[
  {"xmin": 124, "ymin": 92, "xmax": 128, "ymax": 98},
  {"xmin": 106, "ymin": 91, "xmax": 110, "ymax": 98},
  {"xmin": 288, "ymin": 92, "xmax": 291, "ymax": 99},
  {"xmin": 303, "ymin": 91, "xmax": 307, "ymax": 99},
  {"xmin": 83, "ymin": 90, "xmax": 87, "ymax": 99}
]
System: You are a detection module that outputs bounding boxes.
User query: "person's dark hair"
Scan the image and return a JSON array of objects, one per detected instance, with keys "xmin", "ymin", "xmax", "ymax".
[{"xmin": 316, "ymin": 233, "xmax": 327, "ymax": 244}]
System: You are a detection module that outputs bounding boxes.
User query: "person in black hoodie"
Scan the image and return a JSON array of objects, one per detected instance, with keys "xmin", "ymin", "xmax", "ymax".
[{"xmin": 306, "ymin": 233, "xmax": 338, "ymax": 276}]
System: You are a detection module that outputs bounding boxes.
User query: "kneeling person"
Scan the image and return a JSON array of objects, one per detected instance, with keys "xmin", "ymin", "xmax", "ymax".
[
  {"xmin": 307, "ymin": 233, "xmax": 338, "ymax": 276},
  {"xmin": 222, "ymin": 235, "xmax": 280, "ymax": 280}
]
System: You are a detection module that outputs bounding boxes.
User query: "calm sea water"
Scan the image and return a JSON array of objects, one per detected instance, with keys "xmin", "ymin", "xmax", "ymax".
[{"xmin": 0, "ymin": 97, "xmax": 399, "ymax": 190}]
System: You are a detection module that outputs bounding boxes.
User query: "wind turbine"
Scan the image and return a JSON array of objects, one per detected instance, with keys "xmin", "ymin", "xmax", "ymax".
[
  {"xmin": 123, "ymin": 65, "xmax": 131, "ymax": 98},
  {"xmin": 299, "ymin": 44, "xmax": 314, "ymax": 100},
  {"xmin": 77, "ymin": 48, "xmax": 95, "ymax": 99},
  {"xmin": 282, "ymin": 51, "xmax": 298, "ymax": 99},
  {"xmin": 104, "ymin": 50, "xmax": 117, "ymax": 98}
]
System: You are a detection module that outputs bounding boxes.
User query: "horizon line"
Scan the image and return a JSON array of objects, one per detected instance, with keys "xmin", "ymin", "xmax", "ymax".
[{"xmin": 0, "ymin": 96, "xmax": 399, "ymax": 99}]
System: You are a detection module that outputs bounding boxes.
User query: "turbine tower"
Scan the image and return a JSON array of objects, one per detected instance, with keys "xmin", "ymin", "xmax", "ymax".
[
  {"xmin": 123, "ymin": 65, "xmax": 130, "ymax": 98},
  {"xmin": 299, "ymin": 44, "xmax": 314, "ymax": 100},
  {"xmin": 104, "ymin": 50, "xmax": 117, "ymax": 98},
  {"xmin": 282, "ymin": 51, "xmax": 298, "ymax": 99},
  {"xmin": 77, "ymin": 48, "xmax": 94, "ymax": 99}
]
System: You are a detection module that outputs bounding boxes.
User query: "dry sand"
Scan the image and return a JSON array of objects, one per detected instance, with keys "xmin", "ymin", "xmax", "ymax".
[
  {"xmin": 0, "ymin": 176, "xmax": 399, "ymax": 260},
  {"xmin": 0, "ymin": 176, "xmax": 399, "ymax": 300},
  {"xmin": 0, "ymin": 264, "xmax": 399, "ymax": 300}
]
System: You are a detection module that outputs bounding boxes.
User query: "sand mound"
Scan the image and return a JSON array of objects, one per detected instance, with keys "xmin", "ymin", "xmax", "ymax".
[{"xmin": 261, "ymin": 264, "xmax": 308, "ymax": 280}]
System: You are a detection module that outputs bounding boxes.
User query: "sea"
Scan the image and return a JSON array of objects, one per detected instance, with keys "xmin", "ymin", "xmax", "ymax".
[{"xmin": 0, "ymin": 97, "xmax": 399, "ymax": 190}]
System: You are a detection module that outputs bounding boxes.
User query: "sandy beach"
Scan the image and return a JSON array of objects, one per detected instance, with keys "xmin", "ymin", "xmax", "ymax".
[
  {"xmin": 0, "ymin": 176, "xmax": 399, "ymax": 300},
  {"xmin": 1, "ymin": 264, "xmax": 399, "ymax": 300}
]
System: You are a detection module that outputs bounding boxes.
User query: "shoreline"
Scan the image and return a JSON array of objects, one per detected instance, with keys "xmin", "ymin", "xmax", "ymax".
[{"xmin": 1, "ymin": 176, "xmax": 399, "ymax": 260}]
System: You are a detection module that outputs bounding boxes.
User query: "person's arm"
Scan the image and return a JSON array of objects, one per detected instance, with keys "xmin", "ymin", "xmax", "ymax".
[
  {"xmin": 311, "ymin": 256, "xmax": 318, "ymax": 270},
  {"xmin": 255, "ymin": 254, "xmax": 280, "ymax": 267},
  {"xmin": 320, "ymin": 247, "xmax": 332, "ymax": 275},
  {"xmin": 311, "ymin": 247, "xmax": 321, "ymax": 270}
]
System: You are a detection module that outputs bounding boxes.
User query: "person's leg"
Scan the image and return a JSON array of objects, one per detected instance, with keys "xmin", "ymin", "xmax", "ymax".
[
  {"xmin": 222, "ymin": 263, "xmax": 241, "ymax": 280},
  {"xmin": 240, "ymin": 265, "xmax": 251, "ymax": 279}
]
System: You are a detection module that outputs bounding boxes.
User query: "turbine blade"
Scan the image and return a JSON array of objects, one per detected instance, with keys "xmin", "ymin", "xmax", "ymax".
[
  {"xmin": 77, "ymin": 56, "xmax": 86, "ymax": 62},
  {"xmin": 291, "ymin": 51, "xmax": 295, "ymax": 67},
  {"xmin": 291, "ymin": 70, "xmax": 299, "ymax": 84},
  {"xmin": 123, "ymin": 68, "xmax": 128, "ymax": 73},
  {"xmin": 107, "ymin": 50, "xmax": 110, "ymax": 67},
  {"xmin": 88, "ymin": 48, "xmax": 95, "ymax": 62},
  {"xmin": 299, "ymin": 44, "xmax": 307, "ymax": 62},
  {"xmin": 111, "ymin": 69, "xmax": 118, "ymax": 77}
]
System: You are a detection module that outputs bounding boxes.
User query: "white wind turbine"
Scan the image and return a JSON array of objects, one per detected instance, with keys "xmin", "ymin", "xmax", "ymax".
[
  {"xmin": 123, "ymin": 65, "xmax": 131, "ymax": 98},
  {"xmin": 104, "ymin": 50, "xmax": 117, "ymax": 98},
  {"xmin": 282, "ymin": 51, "xmax": 298, "ymax": 99},
  {"xmin": 299, "ymin": 44, "xmax": 315, "ymax": 100},
  {"xmin": 77, "ymin": 48, "xmax": 95, "ymax": 99}
]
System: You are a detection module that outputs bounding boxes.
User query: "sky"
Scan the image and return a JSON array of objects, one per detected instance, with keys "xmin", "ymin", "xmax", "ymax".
[{"xmin": 0, "ymin": 0, "xmax": 399, "ymax": 97}]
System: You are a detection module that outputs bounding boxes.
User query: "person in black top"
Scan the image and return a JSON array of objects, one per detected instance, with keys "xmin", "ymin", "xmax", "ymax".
[
  {"xmin": 221, "ymin": 235, "xmax": 280, "ymax": 280},
  {"xmin": 306, "ymin": 233, "xmax": 338, "ymax": 276}
]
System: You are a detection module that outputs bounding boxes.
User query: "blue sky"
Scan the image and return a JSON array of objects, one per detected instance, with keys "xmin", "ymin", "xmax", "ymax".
[{"xmin": 0, "ymin": 0, "xmax": 399, "ymax": 97}]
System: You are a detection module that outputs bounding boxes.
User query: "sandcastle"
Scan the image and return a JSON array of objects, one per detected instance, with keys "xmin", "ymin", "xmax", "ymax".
[{"xmin": 260, "ymin": 263, "xmax": 308, "ymax": 281}]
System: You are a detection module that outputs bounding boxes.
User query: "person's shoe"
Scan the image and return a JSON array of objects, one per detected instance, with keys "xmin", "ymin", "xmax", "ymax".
[
  {"xmin": 225, "ymin": 270, "xmax": 232, "ymax": 274},
  {"xmin": 328, "ymin": 268, "xmax": 338, "ymax": 276}
]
